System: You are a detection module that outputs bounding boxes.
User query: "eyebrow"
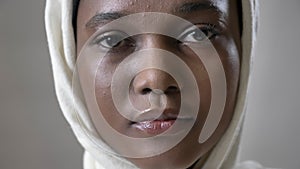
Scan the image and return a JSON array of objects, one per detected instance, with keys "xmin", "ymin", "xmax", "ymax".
[
  {"xmin": 86, "ymin": 12, "xmax": 127, "ymax": 28},
  {"xmin": 175, "ymin": 1, "xmax": 221, "ymax": 14}
]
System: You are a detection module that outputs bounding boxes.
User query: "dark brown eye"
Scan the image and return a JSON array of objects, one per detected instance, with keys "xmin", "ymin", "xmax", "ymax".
[
  {"xmin": 179, "ymin": 24, "xmax": 218, "ymax": 43},
  {"xmin": 93, "ymin": 31, "xmax": 133, "ymax": 49}
]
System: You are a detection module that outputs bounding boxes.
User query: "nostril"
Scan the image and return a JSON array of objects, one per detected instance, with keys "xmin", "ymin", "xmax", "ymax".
[
  {"xmin": 165, "ymin": 86, "xmax": 179, "ymax": 94},
  {"xmin": 141, "ymin": 88, "xmax": 152, "ymax": 94}
]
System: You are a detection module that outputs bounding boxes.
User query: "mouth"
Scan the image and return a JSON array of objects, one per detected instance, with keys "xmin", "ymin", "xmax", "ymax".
[
  {"xmin": 130, "ymin": 111, "xmax": 193, "ymax": 135},
  {"xmin": 131, "ymin": 119, "xmax": 175, "ymax": 135}
]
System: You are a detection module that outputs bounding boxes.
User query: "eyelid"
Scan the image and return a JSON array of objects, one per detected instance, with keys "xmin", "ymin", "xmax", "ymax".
[
  {"xmin": 178, "ymin": 23, "xmax": 219, "ymax": 40},
  {"xmin": 91, "ymin": 30, "xmax": 130, "ymax": 46},
  {"xmin": 178, "ymin": 25, "xmax": 201, "ymax": 39}
]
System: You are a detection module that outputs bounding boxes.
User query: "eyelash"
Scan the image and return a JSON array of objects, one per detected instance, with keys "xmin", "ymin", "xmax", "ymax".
[
  {"xmin": 178, "ymin": 23, "xmax": 219, "ymax": 44},
  {"xmin": 92, "ymin": 31, "xmax": 135, "ymax": 53},
  {"xmin": 92, "ymin": 23, "xmax": 220, "ymax": 52}
]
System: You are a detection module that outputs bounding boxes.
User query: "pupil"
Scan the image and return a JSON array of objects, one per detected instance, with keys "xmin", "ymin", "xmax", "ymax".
[
  {"xmin": 107, "ymin": 36, "xmax": 122, "ymax": 47},
  {"xmin": 193, "ymin": 30, "xmax": 206, "ymax": 41}
]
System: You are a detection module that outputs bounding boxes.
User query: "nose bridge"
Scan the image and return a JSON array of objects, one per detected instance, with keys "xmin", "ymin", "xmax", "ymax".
[
  {"xmin": 138, "ymin": 34, "xmax": 177, "ymax": 71},
  {"xmin": 141, "ymin": 34, "xmax": 172, "ymax": 50}
]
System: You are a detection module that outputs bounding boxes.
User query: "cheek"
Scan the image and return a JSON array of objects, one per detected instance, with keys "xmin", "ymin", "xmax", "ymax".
[
  {"xmin": 187, "ymin": 35, "xmax": 240, "ymax": 147},
  {"xmin": 94, "ymin": 60, "xmax": 131, "ymax": 134},
  {"xmin": 216, "ymin": 37, "xmax": 240, "ymax": 94},
  {"xmin": 182, "ymin": 49, "xmax": 212, "ymax": 124},
  {"xmin": 76, "ymin": 51, "xmax": 130, "ymax": 135},
  {"xmin": 207, "ymin": 36, "xmax": 240, "ymax": 138},
  {"xmin": 95, "ymin": 58, "xmax": 118, "ymax": 88}
]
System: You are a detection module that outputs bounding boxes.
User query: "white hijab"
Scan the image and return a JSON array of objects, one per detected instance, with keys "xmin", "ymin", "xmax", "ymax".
[{"xmin": 45, "ymin": 0, "xmax": 261, "ymax": 168}]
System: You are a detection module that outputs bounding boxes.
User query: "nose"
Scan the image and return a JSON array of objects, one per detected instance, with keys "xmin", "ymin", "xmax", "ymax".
[
  {"xmin": 131, "ymin": 34, "xmax": 180, "ymax": 95},
  {"xmin": 132, "ymin": 69, "xmax": 179, "ymax": 95}
]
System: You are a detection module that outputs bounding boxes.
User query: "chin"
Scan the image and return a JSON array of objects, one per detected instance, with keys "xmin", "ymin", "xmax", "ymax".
[
  {"xmin": 129, "ymin": 156, "xmax": 199, "ymax": 169},
  {"xmin": 127, "ymin": 144, "xmax": 203, "ymax": 169}
]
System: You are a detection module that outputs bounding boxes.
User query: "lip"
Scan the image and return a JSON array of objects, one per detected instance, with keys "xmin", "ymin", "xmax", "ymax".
[
  {"xmin": 130, "ymin": 107, "xmax": 195, "ymax": 135},
  {"xmin": 131, "ymin": 114, "xmax": 194, "ymax": 135},
  {"xmin": 131, "ymin": 119, "xmax": 176, "ymax": 135}
]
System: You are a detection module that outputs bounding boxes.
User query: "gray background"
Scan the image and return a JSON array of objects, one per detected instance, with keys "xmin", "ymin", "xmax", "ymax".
[{"xmin": 0, "ymin": 0, "xmax": 299, "ymax": 169}]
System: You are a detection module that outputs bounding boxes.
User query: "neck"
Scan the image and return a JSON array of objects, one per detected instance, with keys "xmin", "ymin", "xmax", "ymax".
[{"xmin": 187, "ymin": 150, "xmax": 211, "ymax": 169}]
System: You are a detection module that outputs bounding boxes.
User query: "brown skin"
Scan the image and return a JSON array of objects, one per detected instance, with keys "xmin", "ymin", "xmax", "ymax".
[{"xmin": 76, "ymin": 0, "xmax": 241, "ymax": 168}]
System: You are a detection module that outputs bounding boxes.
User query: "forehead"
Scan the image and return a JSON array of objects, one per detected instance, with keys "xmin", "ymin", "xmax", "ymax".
[
  {"xmin": 80, "ymin": 0, "xmax": 229, "ymax": 12},
  {"xmin": 78, "ymin": 0, "xmax": 231, "ymax": 21},
  {"xmin": 76, "ymin": 0, "xmax": 239, "ymax": 51},
  {"xmin": 78, "ymin": 0, "xmax": 235, "ymax": 32}
]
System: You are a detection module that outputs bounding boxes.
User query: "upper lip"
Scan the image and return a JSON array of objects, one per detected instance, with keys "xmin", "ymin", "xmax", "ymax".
[{"xmin": 131, "ymin": 108, "xmax": 193, "ymax": 124}]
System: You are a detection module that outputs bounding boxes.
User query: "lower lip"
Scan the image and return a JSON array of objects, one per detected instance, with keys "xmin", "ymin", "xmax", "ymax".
[{"xmin": 131, "ymin": 120, "xmax": 176, "ymax": 135}]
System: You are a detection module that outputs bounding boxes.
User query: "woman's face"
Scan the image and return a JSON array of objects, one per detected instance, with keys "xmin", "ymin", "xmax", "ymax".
[{"xmin": 76, "ymin": 0, "xmax": 241, "ymax": 168}]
